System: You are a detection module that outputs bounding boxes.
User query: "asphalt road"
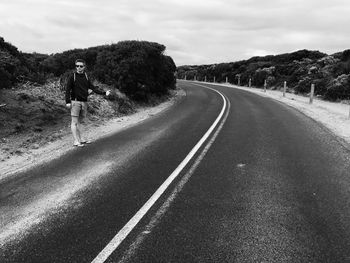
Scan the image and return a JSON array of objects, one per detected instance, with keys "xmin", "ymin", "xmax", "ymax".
[{"xmin": 1, "ymin": 81, "xmax": 350, "ymax": 262}]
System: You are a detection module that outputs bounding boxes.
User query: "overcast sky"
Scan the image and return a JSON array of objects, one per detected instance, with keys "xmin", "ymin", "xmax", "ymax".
[{"xmin": 0, "ymin": 0, "xmax": 349, "ymax": 66}]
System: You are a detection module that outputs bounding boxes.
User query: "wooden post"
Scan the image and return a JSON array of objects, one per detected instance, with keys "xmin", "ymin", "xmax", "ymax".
[
  {"xmin": 185, "ymin": 75, "xmax": 187, "ymax": 80},
  {"xmin": 310, "ymin": 83, "xmax": 315, "ymax": 104},
  {"xmin": 226, "ymin": 77, "xmax": 228, "ymax": 83},
  {"xmin": 214, "ymin": 76, "xmax": 216, "ymax": 83},
  {"xmin": 194, "ymin": 75, "xmax": 196, "ymax": 81},
  {"xmin": 205, "ymin": 76, "xmax": 207, "ymax": 82},
  {"xmin": 264, "ymin": 79, "xmax": 267, "ymax": 92},
  {"xmin": 238, "ymin": 75, "xmax": 241, "ymax": 86},
  {"xmin": 283, "ymin": 81, "xmax": 287, "ymax": 97},
  {"xmin": 249, "ymin": 78, "xmax": 252, "ymax": 88}
]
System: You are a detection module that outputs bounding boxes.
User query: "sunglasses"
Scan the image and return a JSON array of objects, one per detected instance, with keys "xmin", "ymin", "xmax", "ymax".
[{"xmin": 76, "ymin": 65, "xmax": 84, "ymax": 68}]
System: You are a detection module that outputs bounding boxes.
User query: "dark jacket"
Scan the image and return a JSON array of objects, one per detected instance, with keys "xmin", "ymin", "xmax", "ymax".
[{"xmin": 65, "ymin": 72, "xmax": 106, "ymax": 103}]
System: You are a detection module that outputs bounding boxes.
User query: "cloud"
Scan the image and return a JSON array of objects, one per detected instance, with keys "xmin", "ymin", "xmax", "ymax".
[
  {"xmin": 46, "ymin": 16, "xmax": 87, "ymax": 29},
  {"xmin": 0, "ymin": 0, "xmax": 349, "ymax": 65}
]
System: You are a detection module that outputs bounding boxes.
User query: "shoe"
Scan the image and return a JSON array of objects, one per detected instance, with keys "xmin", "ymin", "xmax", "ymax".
[{"xmin": 73, "ymin": 143, "xmax": 85, "ymax": 147}]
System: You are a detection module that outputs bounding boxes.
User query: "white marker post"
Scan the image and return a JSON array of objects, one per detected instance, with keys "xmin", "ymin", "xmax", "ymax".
[
  {"xmin": 310, "ymin": 83, "xmax": 315, "ymax": 104},
  {"xmin": 194, "ymin": 75, "xmax": 196, "ymax": 81},
  {"xmin": 226, "ymin": 77, "xmax": 228, "ymax": 83},
  {"xmin": 283, "ymin": 81, "xmax": 287, "ymax": 97},
  {"xmin": 249, "ymin": 78, "xmax": 252, "ymax": 88},
  {"xmin": 185, "ymin": 75, "xmax": 187, "ymax": 80},
  {"xmin": 264, "ymin": 79, "xmax": 267, "ymax": 92},
  {"xmin": 214, "ymin": 76, "xmax": 216, "ymax": 83},
  {"xmin": 205, "ymin": 76, "xmax": 207, "ymax": 82}
]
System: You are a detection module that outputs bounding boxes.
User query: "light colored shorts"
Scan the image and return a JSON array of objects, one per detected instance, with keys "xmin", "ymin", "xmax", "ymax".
[{"xmin": 71, "ymin": 101, "xmax": 87, "ymax": 119}]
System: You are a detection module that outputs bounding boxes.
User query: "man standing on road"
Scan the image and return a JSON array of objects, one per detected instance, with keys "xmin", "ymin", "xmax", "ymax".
[{"xmin": 65, "ymin": 59, "xmax": 111, "ymax": 147}]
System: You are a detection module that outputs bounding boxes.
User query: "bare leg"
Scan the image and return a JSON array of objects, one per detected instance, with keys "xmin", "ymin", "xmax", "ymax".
[
  {"xmin": 77, "ymin": 120, "xmax": 82, "ymax": 140},
  {"xmin": 78, "ymin": 117, "xmax": 87, "ymax": 142},
  {"xmin": 71, "ymin": 116, "xmax": 81, "ymax": 144}
]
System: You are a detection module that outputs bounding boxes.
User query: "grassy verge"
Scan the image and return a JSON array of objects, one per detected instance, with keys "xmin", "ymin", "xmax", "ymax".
[{"xmin": 0, "ymin": 78, "xmax": 172, "ymax": 163}]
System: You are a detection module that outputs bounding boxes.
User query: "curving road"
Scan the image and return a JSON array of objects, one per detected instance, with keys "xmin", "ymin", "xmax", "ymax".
[{"xmin": 1, "ymin": 81, "xmax": 350, "ymax": 262}]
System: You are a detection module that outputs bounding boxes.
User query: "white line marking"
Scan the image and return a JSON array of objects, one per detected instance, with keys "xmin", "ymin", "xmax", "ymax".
[
  {"xmin": 119, "ymin": 90, "xmax": 230, "ymax": 263},
  {"xmin": 91, "ymin": 85, "xmax": 228, "ymax": 263}
]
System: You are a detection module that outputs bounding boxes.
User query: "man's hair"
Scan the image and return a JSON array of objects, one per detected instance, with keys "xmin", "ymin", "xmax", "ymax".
[{"xmin": 75, "ymin": 58, "xmax": 86, "ymax": 65}]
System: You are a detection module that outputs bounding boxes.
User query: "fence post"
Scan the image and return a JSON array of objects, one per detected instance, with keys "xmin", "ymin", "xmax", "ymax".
[
  {"xmin": 214, "ymin": 76, "xmax": 216, "ymax": 83},
  {"xmin": 205, "ymin": 76, "xmax": 207, "ymax": 82},
  {"xmin": 249, "ymin": 78, "xmax": 252, "ymax": 88},
  {"xmin": 264, "ymin": 79, "xmax": 267, "ymax": 92},
  {"xmin": 283, "ymin": 81, "xmax": 287, "ymax": 97},
  {"xmin": 194, "ymin": 75, "xmax": 196, "ymax": 81},
  {"xmin": 226, "ymin": 77, "xmax": 228, "ymax": 83},
  {"xmin": 310, "ymin": 83, "xmax": 315, "ymax": 104}
]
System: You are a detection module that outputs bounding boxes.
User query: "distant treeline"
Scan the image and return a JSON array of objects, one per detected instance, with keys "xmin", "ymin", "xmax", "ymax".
[
  {"xmin": 0, "ymin": 37, "xmax": 176, "ymax": 101},
  {"xmin": 177, "ymin": 49, "xmax": 350, "ymax": 101}
]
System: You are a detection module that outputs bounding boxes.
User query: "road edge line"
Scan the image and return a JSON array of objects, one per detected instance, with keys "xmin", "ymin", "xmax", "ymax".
[
  {"xmin": 118, "ymin": 87, "xmax": 231, "ymax": 262},
  {"xmin": 91, "ymin": 85, "xmax": 227, "ymax": 263}
]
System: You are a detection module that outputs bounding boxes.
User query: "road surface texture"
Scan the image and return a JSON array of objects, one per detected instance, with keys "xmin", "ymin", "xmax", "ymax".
[{"xmin": 1, "ymin": 81, "xmax": 350, "ymax": 262}]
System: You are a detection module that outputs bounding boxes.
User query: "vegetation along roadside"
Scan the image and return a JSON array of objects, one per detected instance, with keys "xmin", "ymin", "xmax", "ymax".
[
  {"xmin": 177, "ymin": 49, "xmax": 350, "ymax": 102},
  {"xmin": 0, "ymin": 37, "xmax": 177, "ymax": 176}
]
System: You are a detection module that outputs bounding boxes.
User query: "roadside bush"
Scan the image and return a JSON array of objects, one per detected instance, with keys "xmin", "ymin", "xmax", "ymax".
[
  {"xmin": 293, "ymin": 77, "xmax": 312, "ymax": 94},
  {"xmin": 94, "ymin": 41, "xmax": 176, "ymax": 101},
  {"xmin": 334, "ymin": 49, "xmax": 350, "ymax": 62},
  {"xmin": 324, "ymin": 74, "xmax": 350, "ymax": 101},
  {"xmin": 317, "ymin": 55, "xmax": 339, "ymax": 67},
  {"xmin": 0, "ymin": 67, "xmax": 12, "ymax": 89},
  {"xmin": 331, "ymin": 61, "xmax": 350, "ymax": 76},
  {"xmin": 0, "ymin": 49, "xmax": 21, "ymax": 88},
  {"xmin": 253, "ymin": 68, "xmax": 270, "ymax": 86},
  {"xmin": 0, "ymin": 38, "xmax": 49, "ymax": 88}
]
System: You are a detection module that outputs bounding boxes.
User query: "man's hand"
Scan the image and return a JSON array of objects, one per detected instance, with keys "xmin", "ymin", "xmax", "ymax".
[{"xmin": 66, "ymin": 103, "xmax": 71, "ymax": 109}]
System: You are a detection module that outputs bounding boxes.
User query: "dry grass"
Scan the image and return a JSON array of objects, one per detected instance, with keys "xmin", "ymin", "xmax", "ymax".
[{"xmin": 0, "ymin": 78, "xmax": 135, "ymax": 162}]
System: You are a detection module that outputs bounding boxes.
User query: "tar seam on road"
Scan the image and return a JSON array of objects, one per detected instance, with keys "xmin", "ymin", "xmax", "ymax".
[
  {"xmin": 91, "ymin": 84, "xmax": 229, "ymax": 263},
  {"xmin": 118, "ymin": 85, "xmax": 231, "ymax": 263}
]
